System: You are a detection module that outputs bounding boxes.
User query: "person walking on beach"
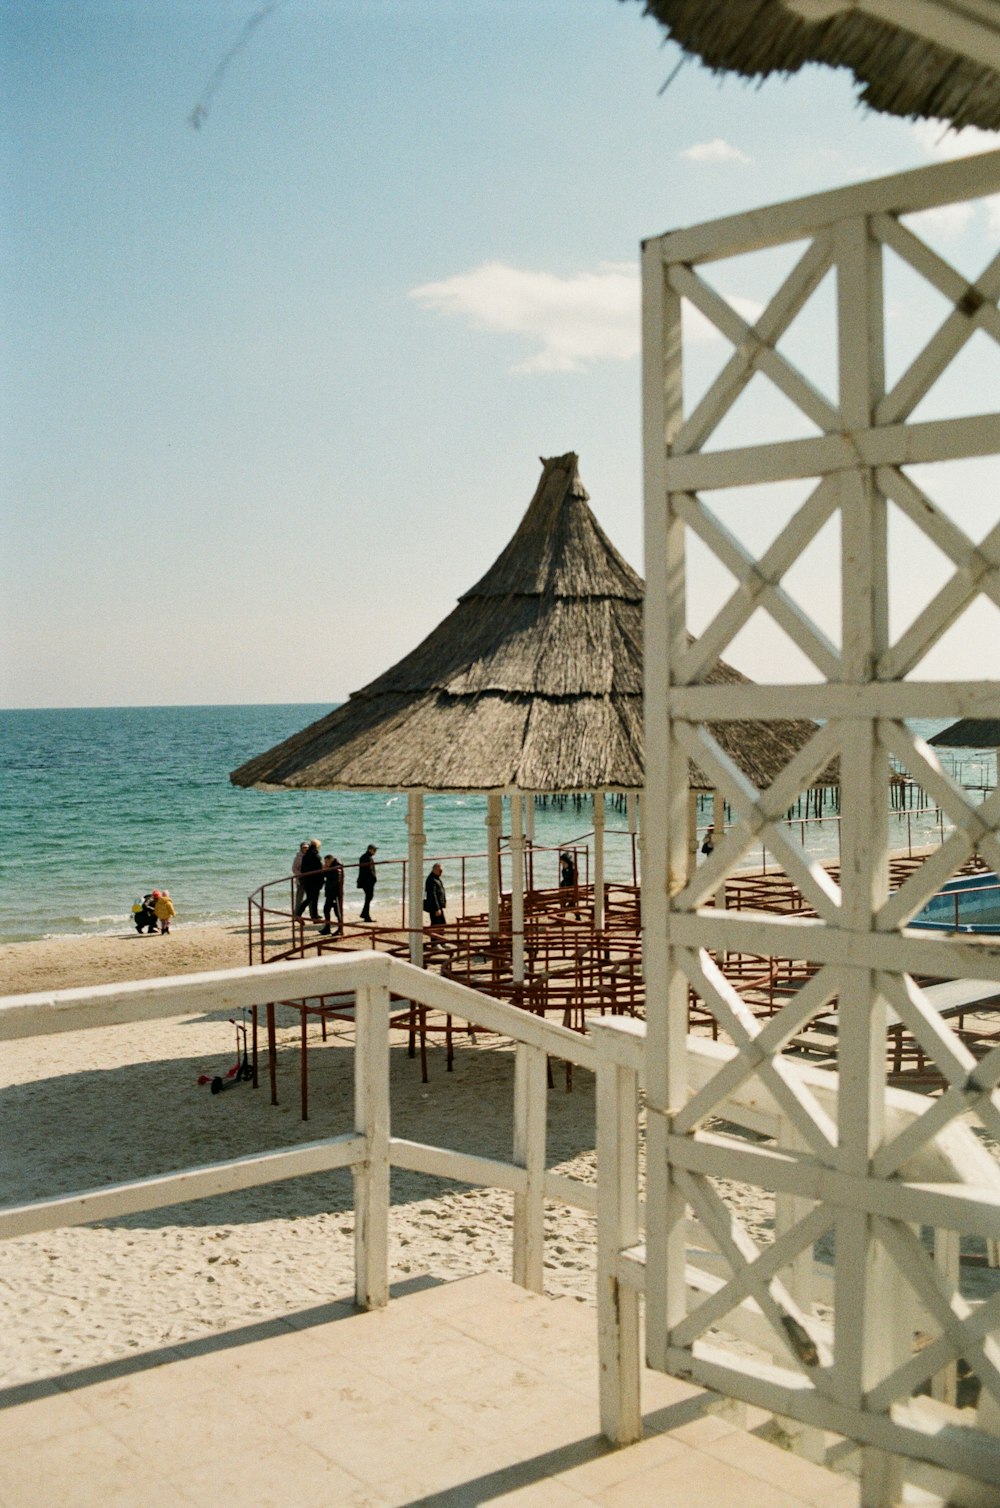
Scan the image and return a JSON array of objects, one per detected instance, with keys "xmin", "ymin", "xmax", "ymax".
[
  {"xmin": 291, "ymin": 841, "xmax": 309, "ymax": 911},
  {"xmin": 320, "ymin": 854, "xmax": 344, "ymax": 936},
  {"xmin": 153, "ymin": 890, "xmax": 176, "ymax": 934},
  {"xmin": 700, "ymin": 826, "xmax": 715, "ymax": 858},
  {"xmin": 424, "ymin": 863, "xmax": 446, "ymax": 929},
  {"xmin": 559, "ymin": 851, "xmax": 577, "ymax": 892},
  {"xmin": 296, "ymin": 839, "xmax": 324, "ymax": 921},
  {"xmin": 357, "ymin": 844, "xmax": 378, "ymax": 922}
]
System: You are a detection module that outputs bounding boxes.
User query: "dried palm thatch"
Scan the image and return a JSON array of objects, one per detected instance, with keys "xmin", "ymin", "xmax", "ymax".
[
  {"xmin": 929, "ymin": 718, "xmax": 1000, "ymax": 748},
  {"xmin": 231, "ymin": 453, "xmax": 834, "ymax": 795},
  {"xmin": 631, "ymin": 0, "xmax": 1000, "ymax": 132}
]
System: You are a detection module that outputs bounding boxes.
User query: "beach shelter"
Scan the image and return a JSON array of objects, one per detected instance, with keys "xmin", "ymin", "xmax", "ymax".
[
  {"xmin": 929, "ymin": 717, "xmax": 1000, "ymax": 791},
  {"xmin": 232, "ymin": 453, "xmax": 830, "ymax": 969}
]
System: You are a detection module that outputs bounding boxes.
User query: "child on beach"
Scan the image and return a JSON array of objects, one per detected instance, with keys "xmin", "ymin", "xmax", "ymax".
[{"xmin": 152, "ymin": 890, "xmax": 176, "ymax": 934}]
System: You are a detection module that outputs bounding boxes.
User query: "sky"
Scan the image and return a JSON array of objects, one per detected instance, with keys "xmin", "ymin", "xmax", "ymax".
[{"xmin": 2, "ymin": 0, "xmax": 998, "ymax": 709}]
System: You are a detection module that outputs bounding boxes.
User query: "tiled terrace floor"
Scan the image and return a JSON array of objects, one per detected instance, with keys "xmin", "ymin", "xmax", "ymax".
[{"xmin": 0, "ymin": 1272, "xmax": 858, "ymax": 1507}]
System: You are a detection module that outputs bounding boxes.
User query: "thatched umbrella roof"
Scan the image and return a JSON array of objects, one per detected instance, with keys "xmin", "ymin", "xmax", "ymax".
[
  {"xmin": 231, "ymin": 453, "xmax": 833, "ymax": 795},
  {"xmin": 632, "ymin": 0, "xmax": 1000, "ymax": 131},
  {"xmin": 929, "ymin": 718, "xmax": 1000, "ymax": 749}
]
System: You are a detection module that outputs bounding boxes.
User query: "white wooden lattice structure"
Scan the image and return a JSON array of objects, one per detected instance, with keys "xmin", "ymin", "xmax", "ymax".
[{"xmin": 637, "ymin": 150, "xmax": 1000, "ymax": 1499}]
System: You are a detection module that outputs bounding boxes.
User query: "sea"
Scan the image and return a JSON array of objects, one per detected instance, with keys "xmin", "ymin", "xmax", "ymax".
[{"xmin": 0, "ymin": 705, "xmax": 993, "ymax": 946}]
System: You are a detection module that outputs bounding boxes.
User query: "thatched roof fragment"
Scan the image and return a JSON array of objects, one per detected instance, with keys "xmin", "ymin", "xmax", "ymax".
[
  {"xmin": 929, "ymin": 718, "xmax": 1000, "ymax": 748},
  {"xmin": 230, "ymin": 453, "xmax": 833, "ymax": 795},
  {"xmin": 632, "ymin": 0, "xmax": 1000, "ymax": 131}
]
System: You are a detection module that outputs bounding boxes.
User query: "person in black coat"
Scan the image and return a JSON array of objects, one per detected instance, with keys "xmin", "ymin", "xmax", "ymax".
[
  {"xmin": 357, "ymin": 844, "xmax": 377, "ymax": 922},
  {"xmin": 296, "ymin": 838, "xmax": 324, "ymax": 920},
  {"xmin": 134, "ymin": 893, "xmax": 158, "ymax": 933},
  {"xmin": 320, "ymin": 855, "xmax": 344, "ymax": 936},
  {"xmin": 424, "ymin": 863, "xmax": 446, "ymax": 928}
]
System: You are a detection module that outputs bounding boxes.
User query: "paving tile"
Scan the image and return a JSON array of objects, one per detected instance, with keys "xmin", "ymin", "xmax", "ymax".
[
  {"xmin": 488, "ymin": 1478, "xmax": 595, "ymax": 1504},
  {"xmin": 286, "ymin": 1387, "xmax": 475, "ymax": 1487},
  {"xmin": 639, "ymin": 1366, "xmax": 711, "ymax": 1413},
  {"xmin": 5, "ymin": 1421, "xmax": 192, "ymax": 1508},
  {"xmin": 0, "ymin": 1274, "xmax": 864, "ymax": 1507},
  {"xmin": 554, "ymin": 1429, "xmax": 691, "ymax": 1494},
  {"xmin": 816, "ymin": 1483, "xmax": 859, "ymax": 1507},
  {"xmin": 0, "ymin": 1386, "xmax": 97, "ymax": 1446},
  {"xmin": 169, "ymin": 1440, "xmax": 380, "ymax": 1508},
  {"xmin": 705, "ymin": 1428, "xmax": 850, "ymax": 1503},
  {"xmin": 57, "ymin": 1355, "xmax": 219, "ymax": 1424},
  {"xmin": 593, "ymin": 1446, "xmax": 819, "ymax": 1508},
  {"xmin": 100, "ymin": 1387, "xmax": 273, "ymax": 1471},
  {"xmin": 658, "ymin": 1409, "xmax": 740, "ymax": 1448}
]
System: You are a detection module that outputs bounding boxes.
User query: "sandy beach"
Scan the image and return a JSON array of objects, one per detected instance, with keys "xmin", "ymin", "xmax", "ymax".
[
  {"xmin": 0, "ymin": 923, "xmax": 604, "ymax": 1389},
  {"xmin": 3, "ymin": 923, "xmax": 997, "ymax": 1398}
]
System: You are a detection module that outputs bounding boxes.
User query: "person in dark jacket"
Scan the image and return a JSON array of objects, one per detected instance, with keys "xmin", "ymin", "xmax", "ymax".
[
  {"xmin": 320, "ymin": 855, "xmax": 344, "ymax": 936},
  {"xmin": 133, "ymin": 893, "xmax": 158, "ymax": 933},
  {"xmin": 424, "ymin": 863, "xmax": 446, "ymax": 928},
  {"xmin": 296, "ymin": 838, "xmax": 324, "ymax": 920},
  {"xmin": 357, "ymin": 844, "xmax": 378, "ymax": 922}
]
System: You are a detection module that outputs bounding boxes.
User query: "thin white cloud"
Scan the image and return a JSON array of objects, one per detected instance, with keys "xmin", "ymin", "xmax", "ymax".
[
  {"xmin": 680, "ymin": 138, "xmax": 751, "ymax": 164},
  {"xmin": 410, "ymin": 262, "xmax": 637, "ymax": 373},
  {"xmin": 410, "ymin": 262, "xmax": 763, "ymax": 373}
]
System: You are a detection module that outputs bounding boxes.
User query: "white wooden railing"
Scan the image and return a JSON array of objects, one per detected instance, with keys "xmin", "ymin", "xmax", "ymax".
[
  {"xmin": 0, "ymin": 954, "xmax": 598, "ymax": 1307},
  {"xmin": 4, "ymin": 949, "xmax": 999, "ymax": 1499}
]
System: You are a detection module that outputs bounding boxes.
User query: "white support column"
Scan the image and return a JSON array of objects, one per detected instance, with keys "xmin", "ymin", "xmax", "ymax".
[
  {"xmin": 834, "ymin": 210, "xmax": 904, "ymax": 1506},
  {"xmin": 487, "ymin": 792, "xmax": 502, "ymax": 936},
  {"xmin": 627, "ymin": 790, "xmax": 640, "ymax": 889},
  {"xmin": 511, "ymin": 792, "xmax": 525, "ymax": 985},
  {"xmin": 595, "ymin": 1033, "xmax": 642, "ymax": 1444},
  {"xmin": 712, "ymin": 786, "xmax": 727, "ymax": 918},
  {"xmin": 353, "ymin": 977, "xmax": 390, "ymax": 1311},
  {"xmin": 593, "ymin": 790, "xmax": 606, "ymax": 932},
  {"xmin": 687, "ymin": 789, "xmax": 698, "ymax": 878},
  {"xmin": 641, "ymin": 232, "xmax": 690, "ymax": 1373},
  {"xmin": 406, "ymin": 792, "xmax": 425, "ymax": 970},
  {"xmin": 512, "ymin": 1041, "xmax": 547, "ymax": 1293},
  {"xmin": 525, "ymin": 792, "xmax": 536, "ymax": 896}
]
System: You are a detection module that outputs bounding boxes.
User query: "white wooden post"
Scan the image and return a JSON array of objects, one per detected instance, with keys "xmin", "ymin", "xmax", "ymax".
[
  {"xmin": 641, "ymin": 231, "xmax": 691, "ymax": 1374},
  {"xmin": 407, "ymin": 792, "xmax": 425, "ymax": 970},
  {"xmin": 512, "ymin": 1041, "xmax": 547, "ymax": 1292},
  {"xmin": 834, "ymin": 210, "xmax": 908, "ymax": 1507},
  {"xmin": 712, "ymin": 786, "xmax": 726, "ymax": 913},
  {"xmin": 353, "ymin": 977, "xmax": 390, "ymax": 1310},
  {"xmin": 595, "ymin": 1037, "xmax": 642, "ymax": 1443},
  {"xmin": 511, "ymin": 791, "xmax": 525, "ymax": 985},
  {"xmin": 931, "ymin": 1229, "xmax": 960, "ymax": 1406},
  {"xmin": 487, "ymin": 792, "xmax": 502, "ymax": 936},
  {"xmin": 594, "ymin": 790, "xmax": 606, "ymax": 932}
]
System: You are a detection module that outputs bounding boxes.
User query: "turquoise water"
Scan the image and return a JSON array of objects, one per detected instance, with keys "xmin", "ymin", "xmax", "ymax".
[
  {"xmin": 0, "ymin": 705, "xmax": 636, "ymax": 943},
  {"xmin": 0, "ymin": 707, "xmax": 989, "ymax": 945}
]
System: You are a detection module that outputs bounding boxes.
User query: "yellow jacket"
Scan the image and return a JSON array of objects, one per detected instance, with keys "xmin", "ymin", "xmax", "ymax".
[{"xmin": 153, "ymin": 895, "xmax": 176, "ymax": 921}]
